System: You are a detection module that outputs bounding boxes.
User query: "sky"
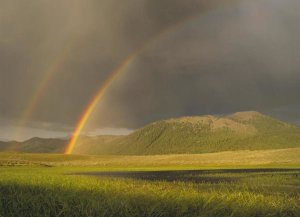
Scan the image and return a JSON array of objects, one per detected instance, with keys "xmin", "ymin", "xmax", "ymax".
[{"xmin": 0, "ymin": 0, "xmax": 300, "ymax": 141}]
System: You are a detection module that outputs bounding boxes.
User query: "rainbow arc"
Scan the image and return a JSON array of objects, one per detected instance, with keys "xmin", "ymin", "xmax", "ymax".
[{"xmin": 64, "ymin": 1, "xmax": 241, "ymax": 154}]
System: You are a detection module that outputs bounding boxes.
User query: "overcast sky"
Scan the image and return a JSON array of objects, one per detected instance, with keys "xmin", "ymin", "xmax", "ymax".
[{"xmin": 0, "ymin": 0, "xmax": 300, "ymax": 141}]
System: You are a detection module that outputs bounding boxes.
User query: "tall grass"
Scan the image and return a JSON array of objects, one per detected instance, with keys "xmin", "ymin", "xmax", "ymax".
[{"xmin": 0, "ymin": 167, "xmax": 299, "ymax": 217}]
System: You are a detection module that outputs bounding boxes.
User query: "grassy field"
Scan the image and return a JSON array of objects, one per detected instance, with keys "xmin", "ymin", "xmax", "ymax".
[
  {"xmin": 0, "ymin": 149, "xmax": 299, "ymax": 217},
  {"xmin": 1, "ymin": 148, "xmax": 300, "ymax": 167}
]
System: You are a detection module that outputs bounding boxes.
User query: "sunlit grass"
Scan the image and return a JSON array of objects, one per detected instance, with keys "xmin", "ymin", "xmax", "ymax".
[
  {"xmin": 1, "ymin": 148, "xmax": 299, "ymax": 168},
  {"xmin": 0, "ymin": 166, "xmax": 299, "ymax": 217},
  {"xmin": 0, "ymin": 150, "xmax": 299, "ymax": 216}
]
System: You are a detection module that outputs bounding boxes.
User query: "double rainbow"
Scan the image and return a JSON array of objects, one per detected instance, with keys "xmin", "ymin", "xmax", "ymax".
[{"xmin": 13, "ymin": 1, "xmax": 241, "ymax": 152}]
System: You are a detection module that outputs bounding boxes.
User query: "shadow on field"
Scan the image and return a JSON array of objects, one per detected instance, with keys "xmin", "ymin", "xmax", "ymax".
[
  {"xmin": 0, "ymin": 182, "xmax": 196, "ymax": 217},
  {"xmin": 77, "ymin": 168, "xmax": 300, "ymax": 183},
  {"xmin": 1, "ymin": 169, "xmax": 299, "ymax": 217}
]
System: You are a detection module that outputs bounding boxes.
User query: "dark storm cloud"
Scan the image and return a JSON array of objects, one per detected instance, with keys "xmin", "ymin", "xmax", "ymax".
[
  {"xmin": 0, "ymin": 0, "xmax": 238, "ymax": 131},
  {"xmin": 0, "ymin": 0, "xmax": 299, "ymax": 139},
  {"xmin": 91, "ymin": 0, "xmax": 300, "ymax": 128}
]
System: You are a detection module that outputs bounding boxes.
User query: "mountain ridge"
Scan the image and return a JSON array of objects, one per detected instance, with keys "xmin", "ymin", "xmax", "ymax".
[
  {"xmin": 73, "ymin": 111, "xmax": 300, "ymax": 155},
  {"xmin": 1, "ymin": 111, "xmax": 300, "ymax": 155}
]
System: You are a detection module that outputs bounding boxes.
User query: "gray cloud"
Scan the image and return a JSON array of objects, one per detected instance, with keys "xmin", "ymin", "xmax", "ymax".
[
  {"xmin": 0, "ymin": 0, "xmax": 300, "ymax": 139},
  {"xmin": 90, "ymin": 0, "xmax": 300, "ymax": 128}
]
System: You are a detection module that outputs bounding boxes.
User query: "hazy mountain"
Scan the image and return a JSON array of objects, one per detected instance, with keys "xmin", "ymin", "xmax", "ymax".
[
  {"xmin": 1, "ymin": 111, "xmax": 300, "ymax": 155},
  {"xmin": 0, "ymin": 138, "xmax": 67, "ymax": 153}
]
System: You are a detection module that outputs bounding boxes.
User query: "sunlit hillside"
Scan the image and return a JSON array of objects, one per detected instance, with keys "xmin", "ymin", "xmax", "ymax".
[
  {"xmin": 74, "ymin": 111, "xmax": 300, "ymax": 155},
  {"xmin": 1, "ymin": 111, "xmax": 300, "ymax": 155}
]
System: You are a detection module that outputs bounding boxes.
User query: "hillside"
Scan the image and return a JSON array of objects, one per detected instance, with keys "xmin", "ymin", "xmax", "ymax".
[
  {"xmin": 1, "ymin": 111, "xmax": 300, "ymax": 155},
  {"xmin": 73, "ymin": 111, "xmax": 300, "ymax": 155}
]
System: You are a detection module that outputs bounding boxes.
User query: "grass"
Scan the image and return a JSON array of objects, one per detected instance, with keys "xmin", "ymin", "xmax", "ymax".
[
  {"xmin": 0, "ymin": 166, "xmax": 299, "ymax": 217},
  {"xmin": 0, "ymin": 150, "xmax": 299, "ymax": 217},
  {"xmin": 0, "ymin": 148, "xmax": 299, "ymax": 167}
]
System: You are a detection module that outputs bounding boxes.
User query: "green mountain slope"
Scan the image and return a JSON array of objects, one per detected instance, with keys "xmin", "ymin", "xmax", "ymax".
[
  {"xmin": 1, "ymin": 111, "xmax": 300, "ymax": 155},
  {"xmin": 74, "ymin": 111, "xmax": 300, "ymax": 155}
]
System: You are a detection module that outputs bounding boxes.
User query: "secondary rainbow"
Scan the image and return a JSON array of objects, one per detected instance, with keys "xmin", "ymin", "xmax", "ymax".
[{"xmin": 15, "ymin": 40, "xmax": 74, "ymax": 141}]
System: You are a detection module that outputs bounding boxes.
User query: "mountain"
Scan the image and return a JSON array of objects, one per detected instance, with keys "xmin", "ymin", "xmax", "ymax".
[
  {"xmin": 1, "ymin": 111, "xmax": 300, "ymax": 155},
  {"xmin": 73, "ymin": 111, "xmax": 300, "ymax": 155},
  {"xmin": 0, "ymin": 141, "xmax": 11, "ymax": 151},
  {"xmin": 0, "ymin": 138, "xmax": 67, "ymax": 153}
]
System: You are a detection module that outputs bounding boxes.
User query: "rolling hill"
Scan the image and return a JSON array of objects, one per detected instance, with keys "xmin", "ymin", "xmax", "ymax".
[
  {"xmin": 73, "ymin": 111, "xmax": 300, "ymax": 155},
  {"xmin": 1, "ymin": 111, "xmax": 300, "ymax": 155}
]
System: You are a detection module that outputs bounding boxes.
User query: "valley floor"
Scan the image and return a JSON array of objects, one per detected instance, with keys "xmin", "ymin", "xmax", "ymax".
[
  {"xmin": 0, "ymin": 147, "xmax": 299, "ymax": 168},
  {"xmin": 0, "ymin": 149, "xmax": 299, "ymax": 217}
]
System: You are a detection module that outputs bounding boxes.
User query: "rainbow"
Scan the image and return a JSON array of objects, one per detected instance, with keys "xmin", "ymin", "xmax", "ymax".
[
  {"xmin": 64, "ymin": 1, "xmax": 243, "ymax": 154},
  {"xmin": 15, "ymin": 40, "xmax": 74, "ymax": 141},
  {"xmin": 64, "ymin": 25, "xmax": 186, "ymax": 154},
  {"xmin": 64, "ymin": 19, "xmax": 205, "ymax": 154},
  {"xmin": 64, "ymin": 55, "xmax": 134, "ymax": 154}
]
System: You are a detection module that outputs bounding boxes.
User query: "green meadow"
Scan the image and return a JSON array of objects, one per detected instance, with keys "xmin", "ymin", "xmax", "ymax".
[{"xmin": 0, "ymin": 149, "xmax": 300, "ymax": 217}]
